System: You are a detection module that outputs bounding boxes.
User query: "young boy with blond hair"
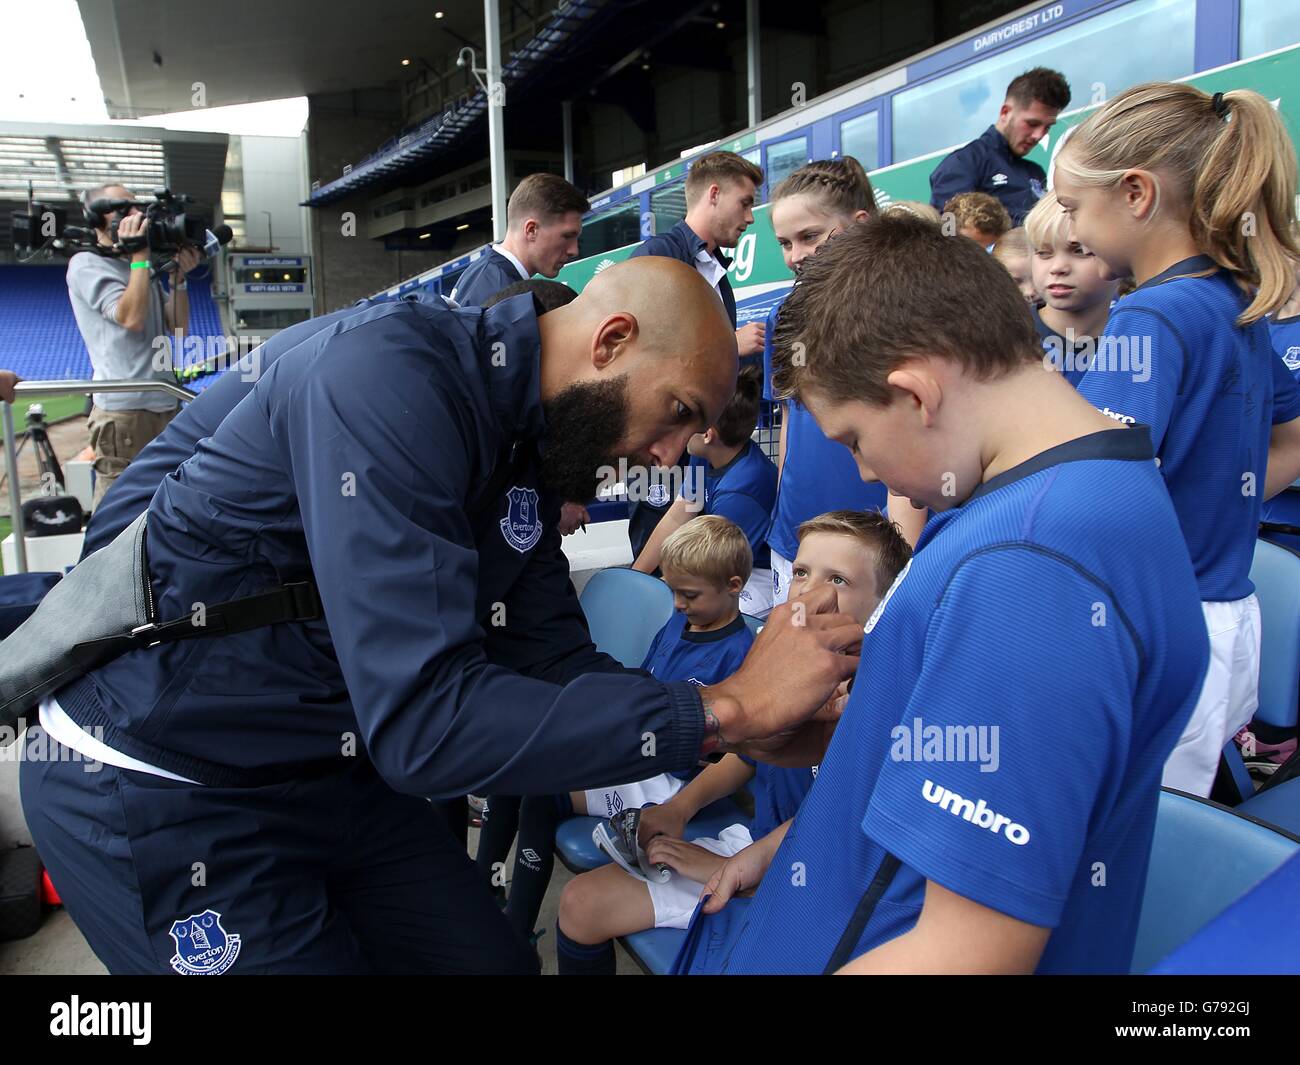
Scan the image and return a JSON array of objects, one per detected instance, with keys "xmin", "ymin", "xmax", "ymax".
[{"xmin": 557, "ymin": 509, "xmax": 911, "ymax": 976}]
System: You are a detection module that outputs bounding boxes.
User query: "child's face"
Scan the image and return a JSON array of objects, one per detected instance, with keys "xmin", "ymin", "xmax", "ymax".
[
  {"xmin": 789, "ymin": 531, "xmax": 880, "ymax": 625},
  {"xmin": 803, "ymin": 382, "xmax": 983, "ymax": 512},
  {"xmin": 772, "ymin": 196, "xmax": 863, "ymax": 274},
  {"xmin": 662, "ymin": 566, "xmax": 741, "ymax": 629},
  {"xmin": 1031, "ymin": 237, "xmax": 1120, "ymax": 314},
  {"xmin": 1051, "ymin": 168, "xmax": 1139, "ymax": 282},
  {"xmin": 1001, "ymin": 252, "xmax": 1039, "ymax": 305},
  {"xmin": 959, "ymin": 224, "xmax": 999, "ymax": 249}
]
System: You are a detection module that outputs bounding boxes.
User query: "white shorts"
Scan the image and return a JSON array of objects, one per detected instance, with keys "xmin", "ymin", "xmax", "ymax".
[
  {"xmin": 740, "ymin": 567, "xmax": 774, "ymax": 619},
  {"xmin": 770, "ymin": 550, "xmax": 793, "ymax": 608},
  {"xmin": 1162, "ymin": 595, "xmax": 1261, "ymax": 798},
  {"xmin": 582, "ymin": 773, "xmax": 684, "ymax": 821},
  {"xmin": 646, "ymin": 823, "xmax": 754, "ymax": 929}
]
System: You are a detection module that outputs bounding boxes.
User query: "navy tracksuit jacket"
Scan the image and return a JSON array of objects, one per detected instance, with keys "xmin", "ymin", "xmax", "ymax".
[{"xmin": 21, "ymin": 292, "xmax": 705, "ymax": 974}]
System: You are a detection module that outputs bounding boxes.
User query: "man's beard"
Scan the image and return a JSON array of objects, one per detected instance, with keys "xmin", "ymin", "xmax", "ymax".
[{"xmin": 540, "ymin": 375, "xmax": 633, "ymax": 503}]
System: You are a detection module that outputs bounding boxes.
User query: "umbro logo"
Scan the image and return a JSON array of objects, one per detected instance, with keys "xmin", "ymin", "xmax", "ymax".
[{"xmin": 990, "ymin": 173, "xmax": 1009, "ymax": 187}]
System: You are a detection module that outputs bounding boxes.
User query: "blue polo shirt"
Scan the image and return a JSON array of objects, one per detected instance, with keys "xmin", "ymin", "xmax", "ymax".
[
  {"xmin": 1078, "ymin": 256, "xmax": 1300, "ymax": 601},
  {"xmin": 449, "ymin": 247, "xmax": 528, "ymax": 307},
  {"xmin": 928, "ymin": 125, "xmax": 1047, "ymax": 225},
  {"xmin": 682, "ymin": 441, "xmax": 777, "ymax": 570},
  {"xmin": 762, "ymin": 298, "xmax": 888, "ymax": 560},
  {"xmin": 682, "ymin": 426, "xmax": 1208, "ymax": 975},
  {"xmin": 1033, "ymin": 305, "xmax": 1095, "ymax": 388},
  {"xmin": 641, "ymin": 611, "xmax": 752, "ymax": 687}
]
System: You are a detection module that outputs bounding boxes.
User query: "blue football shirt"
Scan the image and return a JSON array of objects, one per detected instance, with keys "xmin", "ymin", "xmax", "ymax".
[
  {"xmin": 693, "ymin": 426, "xmax": 1208, "ymax": 975},
  {"xmin": 1078, "ymin": 256, "xmax": 1300, "ymax": 600},
  {"xmin": 681, "ymin": 441, "xmax": 777, "ymax": 570}
]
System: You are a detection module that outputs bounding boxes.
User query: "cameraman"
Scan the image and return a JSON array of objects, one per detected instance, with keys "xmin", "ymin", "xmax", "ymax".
[
  {"xmin": 0, "ymin": 369, "xmax": 18, "ymax": 404},
  {"xmin": 66, "ymin": 185, "xmax": 199, "ymax": 506}
]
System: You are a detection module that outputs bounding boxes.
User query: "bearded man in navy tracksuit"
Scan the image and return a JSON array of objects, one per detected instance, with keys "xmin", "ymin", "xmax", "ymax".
[{"xmin": 19, "ymin": 256, "xmax": 861, "ymax": 975}]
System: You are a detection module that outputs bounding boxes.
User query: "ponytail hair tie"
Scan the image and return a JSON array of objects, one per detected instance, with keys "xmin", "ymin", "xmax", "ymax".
[{"xmin": 1211, "ymin": 91, "xmax": 1230, "ymax": 119}]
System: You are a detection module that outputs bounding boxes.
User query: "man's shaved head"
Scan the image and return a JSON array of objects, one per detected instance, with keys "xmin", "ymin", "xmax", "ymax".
[{"xmin": 536, "ymin": 256, "xmax": 739, "ymax": 502}]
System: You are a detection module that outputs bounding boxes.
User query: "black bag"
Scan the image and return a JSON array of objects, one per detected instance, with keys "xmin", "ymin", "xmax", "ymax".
[
  {"xmin": 0, "ymin": 512, "xmax": 321, "ymax": 739},
  {"xmin": 20, "ymin": 494, "xmax": 83, "ymax": 537}
]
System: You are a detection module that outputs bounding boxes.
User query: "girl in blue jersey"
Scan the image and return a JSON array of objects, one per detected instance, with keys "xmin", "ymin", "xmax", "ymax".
[
  {"xmin": 1022, "ymin": 191, "xmax": 1119, "ymax": 388},
  {"xmin": 763, "ymin": 157, "xmax": 907, "ymax": 595},
  {"xmin": 1053, "ymin": 83, "xmax": 1300, "ymax": 798},
  {"xmin": 1262, "ymin": 260, "xmax": 1300, "ymax": 551}
]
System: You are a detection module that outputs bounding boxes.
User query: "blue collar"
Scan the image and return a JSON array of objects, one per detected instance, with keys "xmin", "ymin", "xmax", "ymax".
[
  {"xmin": 1139, "ymin": 254, "xmax": 1219, "ymax": 290},
  {"xmin": 674, "ymin": 220, "xmax": 733, "ymax": 271},
  {"xmin": 966, "ymin": 424, "xmax": 1154, "ymax": 504},
  {"xmin": 979, "ymin": 124, "xmax": 1014, "ymax": 159},
  {"xmin": 478, "ymin": 293, "xmax": 546, "ymax": 443}
]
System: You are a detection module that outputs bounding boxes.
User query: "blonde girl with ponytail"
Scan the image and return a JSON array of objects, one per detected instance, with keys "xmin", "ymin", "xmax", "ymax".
[{"xmin": 1054, "ymin": 82, "xmax": 1300, "ymax": 797}]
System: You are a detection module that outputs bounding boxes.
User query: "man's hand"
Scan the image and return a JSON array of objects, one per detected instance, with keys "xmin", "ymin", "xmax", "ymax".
[
  {"xmin": 557, "ymin": 502, "xmax": 590, "ymax": 536},
  {"xmin": 644, "ymin": 837, "xmax": 728, "ymax": 884},
  {"xmin": 0, "ymin": 369, "xmax": 20, "ymax": 404},
  {"xmin": 173, "ymin": 245, "xmax": 201, "ymax": 278},
  {"xmin": 637, "ymin": 801, "xmax": 687, "ymax": 847},
  {"xmin": 702, "ymin": 584, "xmax": 861, "ymax": 747},
  {"xmin": 116, "ymin": 211, "xmax": 150, "ymax": 262},
  {"xmin": 735, "ymin": 321, "xmax": 766, "ymax": 357}
]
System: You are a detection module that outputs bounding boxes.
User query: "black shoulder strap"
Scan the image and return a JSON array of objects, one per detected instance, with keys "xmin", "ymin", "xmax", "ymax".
[{"xmin": 74, "ymin": 580, "xmax": 322, "ymax": 660}]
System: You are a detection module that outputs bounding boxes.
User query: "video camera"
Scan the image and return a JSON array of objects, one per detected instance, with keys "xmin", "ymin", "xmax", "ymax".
[{"xmin": 11, "ymin": 188, "xmax": 229, "ymax": 263}]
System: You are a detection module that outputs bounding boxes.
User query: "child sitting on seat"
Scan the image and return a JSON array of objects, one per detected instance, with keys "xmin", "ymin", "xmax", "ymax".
[
  {"xmin": 500, "ymin": 515, "xmax": 755, "ymax": 941},
  {"xmin": 632, "ymin": 366, "xmax": 777, "ymax": 618},
  {"xmin": 555, "ymin": 509, "xmax": 911, "ymax": 976}
]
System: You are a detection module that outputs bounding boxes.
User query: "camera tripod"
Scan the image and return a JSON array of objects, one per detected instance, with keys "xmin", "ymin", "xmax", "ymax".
[{"xmin": 0, "ymin": 405, "xmax": 65, "ymax": 496}]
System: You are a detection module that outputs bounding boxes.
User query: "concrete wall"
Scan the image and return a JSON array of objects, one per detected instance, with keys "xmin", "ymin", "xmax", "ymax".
[
  {"xmin": 240, "ymin": 135, "xmax": 310, "ymax": 256},
  {"xmin": 305, "ymin": 92, "xmax": 443, "ymax": 312}
]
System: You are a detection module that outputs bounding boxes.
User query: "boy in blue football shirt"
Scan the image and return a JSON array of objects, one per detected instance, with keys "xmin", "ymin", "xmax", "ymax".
[
  {"xmin": 1022, "ymin": 192, "xmax": 1120, "ymax": 388},
  {"xmin": 500, "ymin": 515, "xmax": 755, "ymax": 941},
  {"xmin": 633, "ymin": 366, "xmax": 777, "ymax": 616},
  {"xmin": 1261, "ymin": 260, "xmax": 1300, "ymax": 545},
  {"xmin": 558, "ymin": 509, "xmax": 910, "ymax": 976},
  {"xmin": 676, "ymin": 212, "xmax": 1208, "ymax": 975}
]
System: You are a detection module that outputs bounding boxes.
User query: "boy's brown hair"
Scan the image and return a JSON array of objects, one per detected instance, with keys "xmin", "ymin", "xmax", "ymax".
[
  {"xmin": 796, "ymin": 509, "xmax": 912, "ymax": 599},
  {"xmin": 942, "ymin": 191, "xmax": 1012, "ymax": 240},
  {"xmin": 771, "ymin": 212, "xmax": 1040, "ymax": 405},
  {"xmin": 713, "ymin": 364, "xmax": 763, "ymax": 448},
  {"xmin": 507, "ymin": 173, "xmax": 590, "ymax": 227},
  {"xmin": 685, "ymin": 151, "xmax": 764, "ymax": 206},
  {"xmin": 661, "ymin": 515, "xmax": 753, "ymax": 587}
]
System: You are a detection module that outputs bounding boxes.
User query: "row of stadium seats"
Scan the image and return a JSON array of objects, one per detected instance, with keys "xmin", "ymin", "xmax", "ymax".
[
  {"xmin": 571, "ymin": 547, "xmax": 1300, "ymax": 974},
  {"xmin": 0, "ymin": 263, "xmax": 225, "ymax": 384}
]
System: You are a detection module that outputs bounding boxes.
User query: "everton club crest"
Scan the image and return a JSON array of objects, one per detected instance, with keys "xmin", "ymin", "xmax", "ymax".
[
  {"xmin": 168, "ymin": 909, "xmax": 242, "ymax": 975},
  {"xmin": 501, "ymin": 486, "xmax": 543, "ymax": 554}
]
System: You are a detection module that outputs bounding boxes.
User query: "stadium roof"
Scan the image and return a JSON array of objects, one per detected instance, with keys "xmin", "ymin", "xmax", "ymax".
[
  {"xmin": 0, "ymin": 120, "xmax": 228, "ymax": 213},
  {"xmin": 76, "ymin": 0, "xmax": 563, "ymax": 117}
]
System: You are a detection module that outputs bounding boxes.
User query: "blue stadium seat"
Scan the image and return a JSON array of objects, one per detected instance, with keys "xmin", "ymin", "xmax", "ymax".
[
  {"xmin": 578, "ymin": 567, "xmax": 673, "ymax": 669},
  {"xmin": 1220, "ymin": 540, "xmax": 1300, "ymax": 803},
  {"xmin": 1131, "ymin": 789, "xmax": 1300, "ymax": 973},
  {"xmin": 1150, "ymin": 852, "xmax": 1300, "ymax": 974},
  {"xmin": 622, "ymin": 927, "xmax": 687, "ymax": 974},
  {"xmin": 554, "ymin": 796, "xmax": 748, "ymax": 874},
  {"xmin": 1238, "ymin": 776, "xmax": 1300, "ymax": 836},
  {"xmin": 0, "ymin": 264, "xmax": 227, "ymax": 384}
]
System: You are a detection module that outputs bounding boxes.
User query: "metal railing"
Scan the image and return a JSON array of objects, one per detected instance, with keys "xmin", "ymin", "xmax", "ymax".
[{"xmin": 2, "ymin": 379, "xmax": 195, "ymax": 573}]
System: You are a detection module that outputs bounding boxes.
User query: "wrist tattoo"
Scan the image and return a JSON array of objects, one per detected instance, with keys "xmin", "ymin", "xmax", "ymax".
[{"xmin": 700, "ymin": 696, "xmax": 732, "ymax": 759}]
